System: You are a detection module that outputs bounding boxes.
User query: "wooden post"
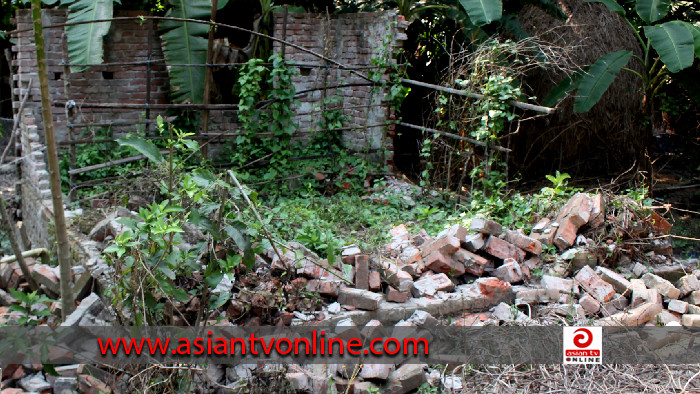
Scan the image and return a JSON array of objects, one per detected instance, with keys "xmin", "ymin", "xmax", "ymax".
[{"xmin": 30, "ymin": 0, "xmax": 75, "ymax": 318}]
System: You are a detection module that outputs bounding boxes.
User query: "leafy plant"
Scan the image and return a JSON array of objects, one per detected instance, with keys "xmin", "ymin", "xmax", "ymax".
[
  {"xmin": 8, "ymin": 289, "xmax": 56, "ymax": 326},
  {"xmin": 103, "ymin": 117, "xmax": 256, "ymax": 325}
]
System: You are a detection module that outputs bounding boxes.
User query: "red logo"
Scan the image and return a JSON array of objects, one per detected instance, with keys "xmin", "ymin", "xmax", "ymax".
[{"xmin": 573, "ymin": 328, "xmax": 593, "ymax": 348}]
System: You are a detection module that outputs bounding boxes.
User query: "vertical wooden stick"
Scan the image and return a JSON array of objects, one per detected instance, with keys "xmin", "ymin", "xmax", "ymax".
[{"xmin": 30, "ymin": 0, "xmax": 75, "ymax": 318}]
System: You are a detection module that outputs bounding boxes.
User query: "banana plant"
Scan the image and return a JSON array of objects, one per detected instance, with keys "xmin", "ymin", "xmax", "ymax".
[
  {"xmin": 160, "ymin": 0, "xmax": 229, "ymax": 104},
  {"xmin": 544, "ymin": 0, "xmax": 700, "ymax": 113}
]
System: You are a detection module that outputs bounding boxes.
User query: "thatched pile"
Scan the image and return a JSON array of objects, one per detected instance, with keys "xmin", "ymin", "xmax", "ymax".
[{"xmin": 514, "ymin": 0, "xmax": 644, "ymax": 178}]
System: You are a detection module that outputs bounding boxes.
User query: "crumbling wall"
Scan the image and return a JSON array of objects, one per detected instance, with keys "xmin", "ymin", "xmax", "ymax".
[{"xmin": 273, "ymin": 11, "xmax": 406, "ymax": 164}]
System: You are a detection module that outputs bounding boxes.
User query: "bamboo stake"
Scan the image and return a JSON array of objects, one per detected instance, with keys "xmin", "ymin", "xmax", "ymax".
[{"xmin": 30, "ymin": 0, "xmax": 75, "ymax": 318}]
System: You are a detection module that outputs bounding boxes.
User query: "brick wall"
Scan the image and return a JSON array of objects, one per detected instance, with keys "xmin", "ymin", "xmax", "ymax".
[
  {"xmin": 272, "ymin": 11, "xmax": 407, "ymax": 164},
  {"xmin": 12, "ymin": 10, "xmax": 172, "ymax": 143},
  {"xmin": 11, "ymin": 9, "xmax": 405, "ymax": 248}
]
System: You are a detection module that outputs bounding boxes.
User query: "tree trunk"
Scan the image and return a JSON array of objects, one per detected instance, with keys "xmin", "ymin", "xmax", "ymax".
[{"xmin": 30, "ymin": 0, "xmax": 75, "ymax": 318}]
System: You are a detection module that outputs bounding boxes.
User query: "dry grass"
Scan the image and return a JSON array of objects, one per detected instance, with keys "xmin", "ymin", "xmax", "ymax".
[{"xmin": 452, "ymin": 364, "xmax": 700, "ymax": 393}]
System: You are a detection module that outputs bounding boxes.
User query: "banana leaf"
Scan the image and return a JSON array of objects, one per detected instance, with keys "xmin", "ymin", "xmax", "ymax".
[
  {"xmin": 644, "ymin": 21, "xmax": 695, "ymax": 73},
  {"xmin": 636, "ymin": 0, "xmax": 670, "ymax": 24},
  {"xmin": 458, "ymin": 0, "xmax": 502, "ymax": 26},
  {"xmin": 63, "ymin": 0, "xmax": 116, "ymax": 73},
  {"xmin": 574, "ymin": 50, "xmax": 632, "ymax": 113},
  {"xmin": 160, "ymin": 0, "xmax": 228, "ymax": 104}
]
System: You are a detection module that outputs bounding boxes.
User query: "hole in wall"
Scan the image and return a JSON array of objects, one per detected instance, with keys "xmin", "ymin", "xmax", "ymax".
[
  {"xmin": 300, "ymin": 67, "xmax": 312, "ymax": 76},
  {"xmin": 54, "ymin": 72, "xmax": 62, "ymax": 81},
  {"xmin": 102, "ymin": 71, "xmax": 114, "ymax": 80}
]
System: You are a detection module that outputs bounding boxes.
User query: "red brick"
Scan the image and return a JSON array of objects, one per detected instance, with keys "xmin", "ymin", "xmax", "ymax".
[
  {"xmin": 386, "ymin": 287, "xmax": 409, "ymax": 303},
  {"xmin": 575, "ymin": 266, "xmax": 615, "ymax": 302},
  {"xmin": 558, "ymin": 193, "xmax": 592, "ymax": 227},
  {"xmin": 553, "ymin": 217, "xmax": 579, "ymax": 250},
  {"xmin": 589, "ymin": 194, "xmax": 605, "ymax": 228},
  {"xmin": 398, "ymin": 246, "xmax": 422, "ymax": 265},
  {"xmin": 484, "ymin": 236, "xmax": 526, "ymax": 262},
  {"xmin": 469, "ymin": 218, "xmax": 502, "ymax": 235},
  {"xmin": 368, "ymin": 271, "xmax": 381, "ymax": 291},
  {"xmin": 648, "ymin": 212, "xmax": 672, "ymax": 234},
  {"xmin": 424, "ymin": 251, "xmax": 465, "ymax": 276},
  {"xmin": 439, "ymin": 224, "xmax": 468, "ymax": 240},
  {"xmin": 420, "ymin": 236, "xmax": 460, "ymax": 258},
  {"xmin": 494, "ymin": 259, "xmax": 523, "ymax": 283},
  {"xmin": 476, "ymin": 277, "xmax": 513, "ymax": 301},
  {"xmin": 463, "ymin": 233, "xmax": 486, "ymax": 252},
  {"xmin": 503, "ymin": 230, "xmax": 542, "ymax": 255},
  {"xmin": 306, "ymin": 279, "xmax": 340, "ymax": 297},
  {"xmin": 355, "ymin": 255, "xmax": 370, "ymax": 290},
  {"xmin": 338, "ymin": 288, "xmax": 383, "ymax": 310},
  {"xmin": 390, "ymin": 224, "xmax": 409, "ymax": 239},
  {"xmin": 453, "ymin": 249, "xmax": 490, "ymax": 276}
]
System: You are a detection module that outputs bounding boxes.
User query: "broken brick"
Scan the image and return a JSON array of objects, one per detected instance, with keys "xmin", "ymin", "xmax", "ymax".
[
  {"xmin": 668, "ymin": 299, "xmax": 689, "ymax": 314},
  {"xmin": 642, "ymin": 273, "xmax": 681, "ymax": 299},
  {"xmin": 682, "ymin": 314, "xmax": 700, "ymax": 327},
  {"xmin": 387, "ymin": 364, "xmax": 426, "ymax": 394},
  {"xmin": 484, "ymin": 236, "xmax": 526, "ymax": 262},
  {"xmin": 558, "ymin": 193, "xmax": 592, "ymax": 227},
  {"xmin": 541, "ymin": 275, "xmax": 578, "ymax": 294},
  {"xmin": 412, "ymin": 273, "xmax": 454, "ymax": 297},
  {"xmin": 398, "ymin": 246, "xmax": 422, "ymax": 265},
  {"xmin": 493, "ymin": 259, "xmax": 523, "ymax": 284},
  {"xmin": 390, "ymin": 224, "xmax": 409, "ymax": 240},
  {"xmin": 596, "ymin": 267, "xmax": 632, "ymax": 295},
  {"xmin": 419, "ymin": 236, "xmax": 460, "ymax": 258},
  {"xmin": 553, "ymin": 217, "xmax": 579, "ymax": 250},
  {"xmin": 647, "ymin": 212, "xmax": 672, "ymax": 234},
  {"xmin": 360, "ymin": 364, "xmax": 392, "ymax": 380},
  {"xmin": 676, "ymin": 275, "xmax": 700, "ymax": 298},
  {"xmin": 463, "ymin": 233, "xmax": 486, "ymax": 252},
  {"xmin": 575, "ymin": 266, "xmax": 615, "ymax": 303},
  {"xmin": 503, "ymin": 230, "xmax": 542, "ymax": 255},
  {"xmin": 453, "ymin": 249, "xmax": 490, "ymax": 276},
  {"xmin": 355, "ymin": 255, "xmax": 370, "ymax": 290},
  {"xmin": 469, "ymin": 218, "xmax": 503, "ymax": 236},
  {"xmin": 579, "ymin": 293, "xmax": 601, "ymax": 315},
  {"xmin": 438, "ymin": 224, "xmax": 469, "ymax": 241},
  {"xmin": 306, "ymin": 279, "xmax": 340, "ymax": 297},
  {"xmin": 476, "ymin": 277, "xmax": 513, "ymax": 301},
  {"xmin": 424, "ymin": 251, "xmax": 464, "ymax": 276},
  {"xmin": 338, "ymin": 288, "xmax": 383, "ymax": 310},
  {"xmin": 368, "ymin": 271, "xmax": 381, "ymax": 291},
  {"xmin": 588, "ymin": 194, "xmax": 605, "ymax": 228},
  {"xmin": 386, "ymin": 287, "xmax": 409, "ymax": 303}
]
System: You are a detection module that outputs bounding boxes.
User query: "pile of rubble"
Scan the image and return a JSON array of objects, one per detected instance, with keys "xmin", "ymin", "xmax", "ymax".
[
  {"xmin": 270, "ymin": 192, "xmax": 697, "ymax": 328},
  {"xmin": 2, "ymin": 191, "xmax": 698, "ymax": 393}
]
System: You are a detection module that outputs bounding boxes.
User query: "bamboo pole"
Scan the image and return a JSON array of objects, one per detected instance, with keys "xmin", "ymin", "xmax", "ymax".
[
  {"xmin": 30, "ymin": 0, "xmax": 75, "ymax": 318},
  {"xmin": 400, "ymin": 78, "xmax": 556, "ymax": 114}
]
